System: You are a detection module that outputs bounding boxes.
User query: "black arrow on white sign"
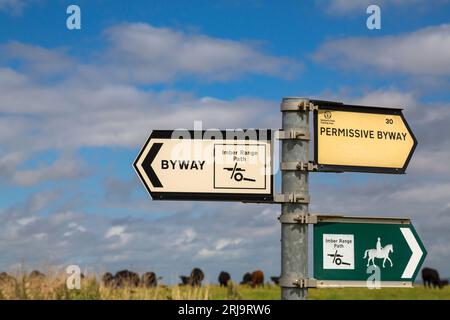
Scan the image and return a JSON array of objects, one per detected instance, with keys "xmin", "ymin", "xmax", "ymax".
[{"xmin": 142, "ymin": 142, "xmax": 163, "ymax": 188}]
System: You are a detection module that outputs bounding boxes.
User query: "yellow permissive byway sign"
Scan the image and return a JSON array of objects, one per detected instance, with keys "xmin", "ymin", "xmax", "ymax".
[{"xmin": 314, "ymin": 105, "xmax": 417, "ymax": 173}]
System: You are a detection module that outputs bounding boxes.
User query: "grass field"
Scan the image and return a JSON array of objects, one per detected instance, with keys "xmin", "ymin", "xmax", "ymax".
[
  {"xmin": 205, "ymin": 284, "xmax": 450, "ymax": 300},
  {"xmin": 1, "ymin": 274, "xmax": 450, "ymax": 300}
]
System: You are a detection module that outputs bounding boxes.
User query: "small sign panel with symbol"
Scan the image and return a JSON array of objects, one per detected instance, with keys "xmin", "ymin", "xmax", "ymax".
[
  {"xmin": 213, "ymin": 144, "xmax": 267, "ymax": 190},
  {"xmin": 323, "ymin": 234, "xmax": 355, "ymax": 270}
]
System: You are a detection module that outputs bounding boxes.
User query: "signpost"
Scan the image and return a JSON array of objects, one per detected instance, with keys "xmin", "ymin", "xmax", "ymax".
[
  {"xmin": 313, "ymin": 215, "xmax": 427, "ymax": 287},
  {"xmin": 133, "ymin": 97, "xmax": 425, "ymax": 300},
  {"xmin": 313, "ymin": 101, "xmax": 417, "ymax": 173},
  {"xmin": 134, "ymin": 130, "xmax": 273, "ymax": 202}
]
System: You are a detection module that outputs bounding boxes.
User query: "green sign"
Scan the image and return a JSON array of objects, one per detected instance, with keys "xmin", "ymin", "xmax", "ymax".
[{"xmin": 313, "ymin": 215, "xmax": 427, "ymax": 287}]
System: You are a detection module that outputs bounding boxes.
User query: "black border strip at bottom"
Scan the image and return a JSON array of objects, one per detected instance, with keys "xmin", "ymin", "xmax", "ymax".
[
  {"xmin": 317, "ymin": 164, "xmax": 405, "ymax": 174},
  {"xmin": 1, "ymin": 300, "xmax": 446, "ymax": 319},
  {"xmin": 150, "ymin": 192, "xmax": 274, "ymax": 202}
]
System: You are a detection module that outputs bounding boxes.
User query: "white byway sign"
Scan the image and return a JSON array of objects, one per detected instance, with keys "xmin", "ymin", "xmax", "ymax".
[{"xmin": 134, "ymin": 130, "xmax": 273, "ymax": 201}]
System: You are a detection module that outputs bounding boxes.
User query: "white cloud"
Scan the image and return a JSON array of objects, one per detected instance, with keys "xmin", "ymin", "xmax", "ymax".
[
  {"xmin": 49, "ymin": 211, "xmax": 80, "ymax": 225},
  {"xmin": 69, "ymin": 222, "xmax": 86, "ymax": 232},
  {"xmin": 390, "ymin": 183, "xmax": 450, "ymax": 204},
  {"xmin": 0, "ymin": 192, "xmax": 283, "ymax": 282},
  {"xmin": 92, "ymin": 23, "xmax": 298, "ymax": 84},
  {"xmin": 197, "ymin": 248, "xmax": 244, "ymax": 259},
  {"xmin": 64, "ymin": 222, "xmax": 87, "ymax": 237},
  {"xmin": 105, "ymin": 225, "xmax": 126, "ymax": 238},
  {"xmin": 313, "ymin": 24, "xmax": 450, "ymax": 76},
  {"xmin": 172, "ymin": 228, "xmax": 197, "ymax": 246},
  {"xmin": 348, "ymin": 89, "xmax": 417, "ymax": 109},
  {"xmin": 1, "ymin": 23, "xmax": 298, "ymax": 85},
  {"xmin": 318, "ymin": 0, "xmax": 448, "ymax": 15},
  {"xmin": 215, "ymin": 238, "xmax": 243, "ymax": 250},
  {"xmin": 315, "ymin": 88, "xmax": 417, "ymax": 110},
  {"xmin": 0, "ymin": 0, "xmax": 29, "ymax": 15},
  {"xmin": 0, "ymin": 25, "xmax": 283, "ymax": 190},
  {"xmin": 411, "ymin": 150, "xmax": 450, "ymax": 175},
  {"xmin": 17, "ymin": 216, "xmax": 38, "ymax": 226},
  {"xmin": 12, "ymin": 156, "xmax": 85, "ymax": 186},
  {"xmin": 196, "ymin": 237, "xmax": 246, "ymax": 259},
  {"xmin": 27, "ymin": 190, "xmax": 61, "ymax": 212},
  {"xmin": 0, "ymin": 23, "xmax": 290, "ymax": 158},
  {"xmin": 33, "ymin": 233, "xmax": 47, "ymax": 240},
  {"xmin": 0, "ymin": 152, "xmax": 24, "ymax": 177},
  {"xmin": 1, "ymin": 42, "xmax": 75, "ymax": 77},
  {"xmin": 0, "ymin": 67, "xmax": 278, "ymax": 152},
  {"xmin": 105, "ymin": 225, "xmax": 133, "ymax": 249}
]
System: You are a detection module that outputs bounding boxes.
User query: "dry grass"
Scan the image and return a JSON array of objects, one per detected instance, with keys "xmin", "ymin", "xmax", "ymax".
[
  {"xmin": 0, "ymin": 271, "xmax": 212, "ymax": 300},
  {"xmin": 1, "ymin": 273, "xmax": 450, "ymax": 300}
]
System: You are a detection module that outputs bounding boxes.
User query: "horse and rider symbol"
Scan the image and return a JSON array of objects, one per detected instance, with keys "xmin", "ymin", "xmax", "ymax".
[
  {"xmin": 364, "ymin": 237, "xmax": 394, "ymax": 268},
  {"xmin": 223, "ymin": 162, "xmax": 256, "ymax": 182}
]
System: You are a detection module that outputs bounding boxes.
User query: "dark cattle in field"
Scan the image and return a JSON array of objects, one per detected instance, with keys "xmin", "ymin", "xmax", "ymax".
[
  {"xmin": 218, "ymin": 271, "xmax": 231, "ymax": 287},
  {"xmin": 141, "ymin": 272, "xmax": 159, "ymax": 288},
  {"xmin": 0, "ymin": 272, "xmax": 16, "ymax": 286},
  {"xmin": 102, "ymin": 272, "xmax": 114, "ymax": 287},
  {"xmin": 270, "ymin": 276, "xmax": 280, "ymax": 285},
  {"xmin": 240, "ymin": 272, "xmax": 252, "ymax": 285},
  {"xmin": 29, "ymin": 270, "xmax": 45, "ymax": 279},
  {"xmin": 251, "ymin": 270, "xmax": 264, "ymax": 288},
  {"xmin": 0, "ymin": 272, "xmax": 11, "ymax": 281},
  {"xmin": 422, "ymin": 267, "xmax": 444, "ymax": 289},
  {"xmin": 190, "ymin": 268, "xmax": 204, "ymax": 287},
  {"xmin": 179, "ymin": 275, "xmax": 190, "ymax": 286},
  {"xmin": 441, "ymin": 279, "xmax": 449, "ymax": 287},
  {"xmin": 114, "ymin": 270, "xmax": 140, "ymax": 288}
]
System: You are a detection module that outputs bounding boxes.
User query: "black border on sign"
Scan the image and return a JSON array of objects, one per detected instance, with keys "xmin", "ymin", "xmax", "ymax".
[
  {"xmin": 311, "ymin": 101, "xmax": 418, "ymax": 174},
  {"xmin": 133, "ymin": 129, "xmax": 274, "ymax": 202}
]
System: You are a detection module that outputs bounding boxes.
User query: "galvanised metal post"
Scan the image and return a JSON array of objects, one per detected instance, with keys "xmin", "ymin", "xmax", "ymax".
[{"xmin": 280, "ymin": 97, "xmax": 309, "ymax": 300}]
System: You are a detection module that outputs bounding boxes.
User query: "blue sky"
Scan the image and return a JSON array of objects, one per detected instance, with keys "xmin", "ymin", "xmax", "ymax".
[{"xmin": 1, "ymin": 0, "xmax": 450, "ymax": 284}]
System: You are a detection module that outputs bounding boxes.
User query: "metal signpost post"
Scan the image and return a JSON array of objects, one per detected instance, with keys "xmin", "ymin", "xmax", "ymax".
[{"xmin": 278, "ymin": 97, "xmax": 314, "ymax": 300}]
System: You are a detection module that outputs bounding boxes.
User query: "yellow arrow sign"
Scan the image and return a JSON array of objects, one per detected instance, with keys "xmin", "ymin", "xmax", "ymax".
[{"xmin": 313, "ymin": 104, "xmax": 417, "ymax": 173}]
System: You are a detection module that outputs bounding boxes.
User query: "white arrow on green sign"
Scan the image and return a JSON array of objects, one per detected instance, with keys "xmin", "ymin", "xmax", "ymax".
[{"xmin": 313, "ymin": 215, "xmax": 427, "ymax": 288}]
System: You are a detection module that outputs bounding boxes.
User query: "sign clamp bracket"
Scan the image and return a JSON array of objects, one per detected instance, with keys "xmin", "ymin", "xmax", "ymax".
[
  {"xmin": 280, "ymin": 99, "xmax": 318, "ymax": 112},
  {"xmin": 281, "ymin": 161, "xmax": 318, "ymax": 172},
  {"xmin": 279, "ymin": 277, "xmax": 317, "ymax": 288},
  {"xmin": 273, "ymin": 193, "xmax": 310, "ymax": 204},
  {"xmin": 275, "ymin": 129, "xmax": 310, "ymax": 141},
  {"xmin": 278, "ymin": 213, "xmax": 317, "ymax": 224}
]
